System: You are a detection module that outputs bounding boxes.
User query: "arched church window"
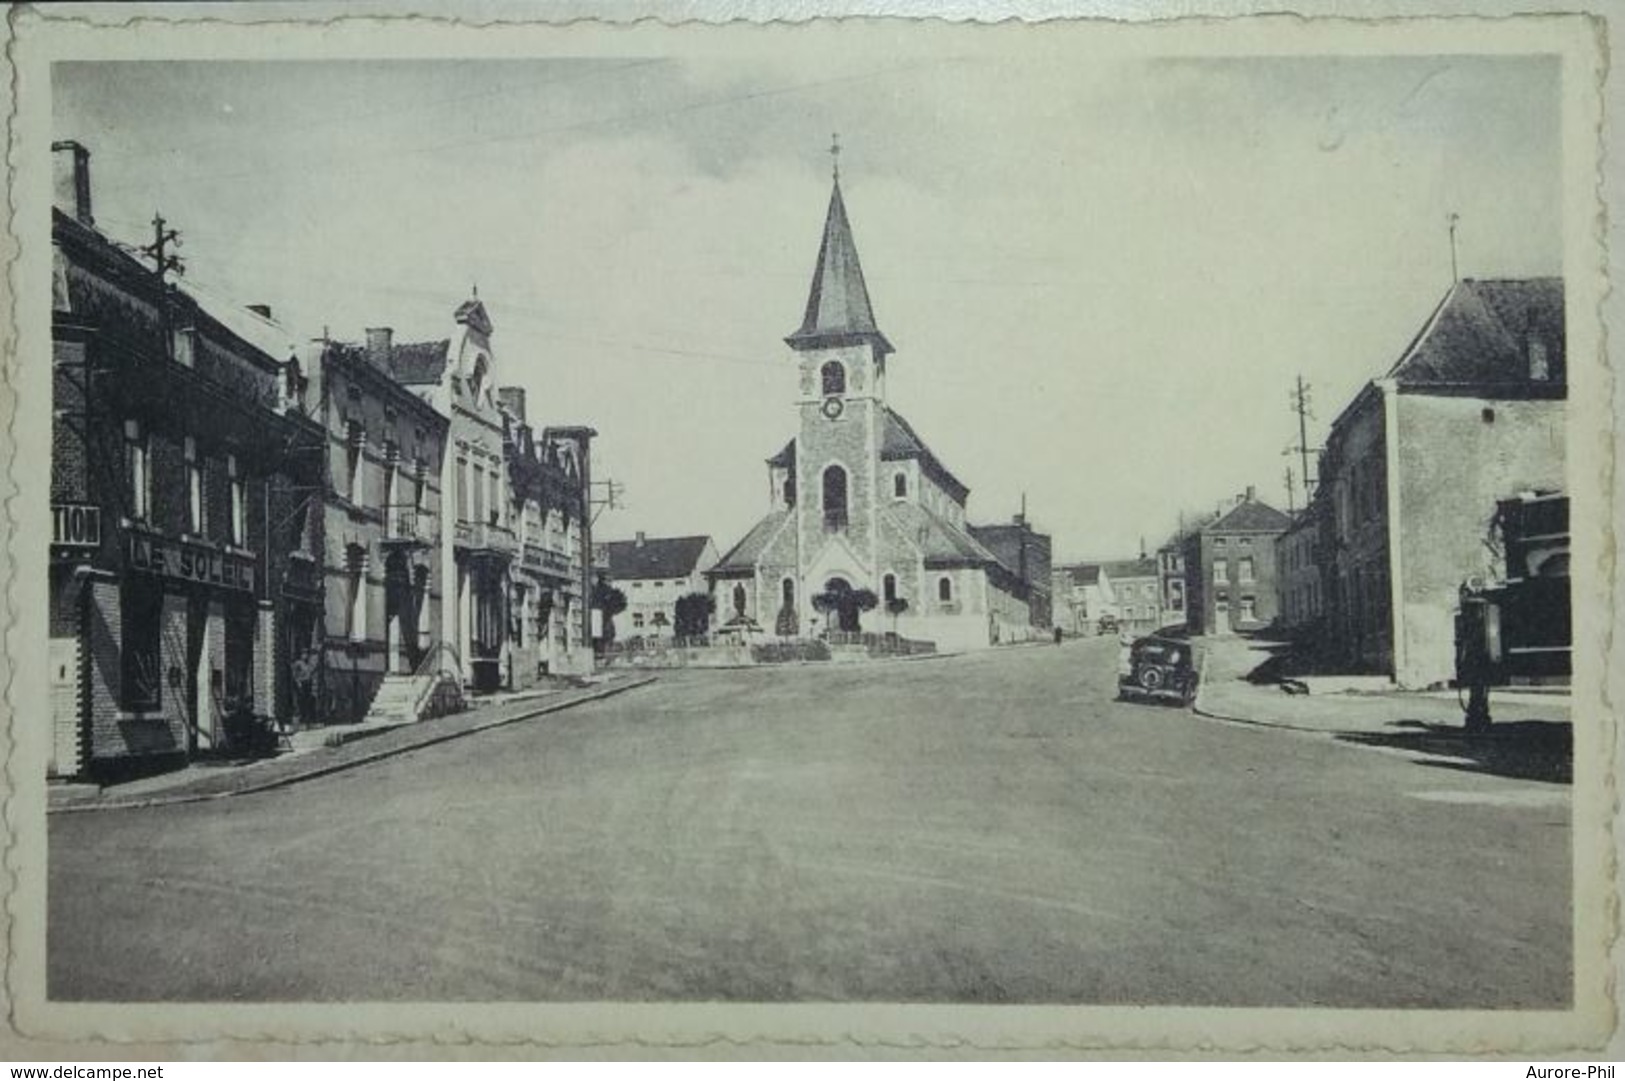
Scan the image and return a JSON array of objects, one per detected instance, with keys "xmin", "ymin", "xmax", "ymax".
[
  {"xmin": 784, "ymin": 475, "xmax": 796, "ymax": 506},
  {"xmin": 469, "ymin": 355, "xmax": 488, "ymax": 402},
  {"xmin": 782, "ymin": 578, "xmax": 795, "ymax": 608},
  {"xmin": 822, "ymin": 465, "xmax": 848, "ymax": 531},
  {"xmin": 732, "ymin": 584, "xmax": 747, "ymax": 615},
  {"xmin": 883, "ymin": 574, "xmax": 897, "ymax": 603},
  {"xmin": 938, "ymin": 575, "xmax": 953, "ymax": 603},
  {"xmin": 893, "ymin": 472, "xmax": 907, "ymax": 499},
  {"xmin": 821, "ymin": 361, "xmax": 846, "ymax": 397}
]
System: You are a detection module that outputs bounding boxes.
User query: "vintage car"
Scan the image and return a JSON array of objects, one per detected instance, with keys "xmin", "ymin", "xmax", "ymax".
[
  {"xmin": 1095, "ymin": 615, "xmax": 1120, "ymax": 636},
  {"xmin": 1117, "ymin": 634, "xmax": 1198, "ymax": 705}
]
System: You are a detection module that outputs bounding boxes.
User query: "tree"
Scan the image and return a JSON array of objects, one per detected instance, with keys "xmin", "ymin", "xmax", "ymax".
[
  {"xmin": 673, "ymin": 592, "xmax": 716, "ymax": 639},
  {"xmin": 886, "ymin": 595, "xmax": 909, "ymax": 633},
  {"xmin": 812, "ymin": 581, "xmax": 878, "ymax": 633},
  {"xmin": 592, "ymin": 576, "xmax": 627, "ymax": 650}
]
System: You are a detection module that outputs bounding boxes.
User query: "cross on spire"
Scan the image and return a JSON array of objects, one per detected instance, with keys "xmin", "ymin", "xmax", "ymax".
[{"xmin": 829, "ymin": 132, "xmax": 841, "ymax": 183}]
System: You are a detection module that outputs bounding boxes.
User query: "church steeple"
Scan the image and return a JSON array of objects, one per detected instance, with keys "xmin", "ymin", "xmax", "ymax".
[{"xmin": 786, "ymin": 148, "xmax": 894, "ymax": 358}]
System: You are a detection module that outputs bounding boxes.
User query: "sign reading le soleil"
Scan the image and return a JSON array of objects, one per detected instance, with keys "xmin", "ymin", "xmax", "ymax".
[{"xmin": 127, "ymin": 530, "xmax": 256, "ymax": 592}]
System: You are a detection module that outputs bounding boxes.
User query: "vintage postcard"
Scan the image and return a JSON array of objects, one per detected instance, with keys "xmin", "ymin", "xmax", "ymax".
[{"xmin": 0, "ymin": 4, "xmax": 1614, "ymax": 1057}]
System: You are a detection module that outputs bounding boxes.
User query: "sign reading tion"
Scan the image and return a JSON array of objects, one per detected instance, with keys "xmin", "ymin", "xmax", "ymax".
[{"xmin": 52, "ymin": 503, "xmax": 102, "ymax": 549}]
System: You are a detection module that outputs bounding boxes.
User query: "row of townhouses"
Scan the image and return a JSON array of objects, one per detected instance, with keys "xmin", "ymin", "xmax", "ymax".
[{"xmin": 48, "ymin": 141, "xmax": 597, "ymax": 781}]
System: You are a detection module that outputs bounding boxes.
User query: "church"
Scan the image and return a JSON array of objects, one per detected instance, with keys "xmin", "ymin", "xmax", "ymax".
[{"xmin": 708, "ymin": 164, "xmax": 1036, "ymax": 652}]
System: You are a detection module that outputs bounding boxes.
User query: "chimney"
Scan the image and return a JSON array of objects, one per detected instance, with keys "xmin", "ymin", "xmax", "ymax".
[
  {"xmin": 497, "ymin": 385, "xmax": 528, "ymax": 423},
  {"xmin": 1245, "ymin": 485, "xmax": 1256, "ymax": 501},
  {"xmin": 247, "ymin": 304, "xmax": 273, "ymax": 320},
  {"xmin": 51, "ymin": 140, "xmax": 93, "ymax": 226},
  {"xmin": 365, "ymin": 327, "xmax": 393, "ymax": 364},
  {"xmin": 635, "ymin": 531, "xmax": 646, "ymax": 548}
]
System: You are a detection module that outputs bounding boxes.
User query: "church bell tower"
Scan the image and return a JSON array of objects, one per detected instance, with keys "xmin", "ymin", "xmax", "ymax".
[{"xmin": 785, "ymin": 138, "xmax": 895, "ymax": 603}]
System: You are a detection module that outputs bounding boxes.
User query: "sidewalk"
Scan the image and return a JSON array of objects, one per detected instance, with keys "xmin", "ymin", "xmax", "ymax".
[
  {"xmin": 48, "ymin": 673, "xmax": 659, "ymax": 814},
  {"xmin": 1193, "ymin": 635, "xmax": 1571, "ymax": 736}
]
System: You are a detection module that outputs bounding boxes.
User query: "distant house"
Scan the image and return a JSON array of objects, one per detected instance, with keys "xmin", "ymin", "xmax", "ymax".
[
  {"xmin": 601, "ymin": 533, "xmax": 719, "ymax": 639},
  {"xmin": 1052, "ymin": 563, "xmax": 1104, "ymax": 634},
  {"xmin": 1276, "ymin": 499, "xmax": 1327, "ymax": 637},
  {"xmin": 1097, "ymin": 558, "xmax": 1162, "ymax": 636},
  {"xmin": 1315, "ymin": 277, "xmax": 1565, "ymax": 687},
  {"xmin": 1155, "ymin": 533, "xmax": 1188, "ymax": 626},
  {"xmin": 1181, "ymin": 490, "xmax": 1293, "ymax": 636}
]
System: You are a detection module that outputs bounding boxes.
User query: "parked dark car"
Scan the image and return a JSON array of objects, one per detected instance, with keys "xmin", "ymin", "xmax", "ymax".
[
  {"xmin": 1095, "ymin": 615, "xmax": 1119, "ymax": 636},
  {"xmin": 1117, "ymin": 634, "xmax": 1198, "ymax": 706}
]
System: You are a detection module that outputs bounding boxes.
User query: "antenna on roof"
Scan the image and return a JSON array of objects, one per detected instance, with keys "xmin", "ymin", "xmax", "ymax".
[{"xmin": 1448, "ymin": 211, "xmax": 1460, "ymax": 284}]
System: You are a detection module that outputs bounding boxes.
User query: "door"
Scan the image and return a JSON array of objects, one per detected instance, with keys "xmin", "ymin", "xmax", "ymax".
[
  {"xmin": 186, "ymin": 598, "xmax": 209, "ymax": 754},
  {"xmin": 1214, "ymin": 600, "xmax": 1230, "ymax": 636}
]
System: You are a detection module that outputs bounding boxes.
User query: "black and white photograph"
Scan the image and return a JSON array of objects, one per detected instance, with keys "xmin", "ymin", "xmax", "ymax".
[{"xmin": 2, "ymin": 5, "xmax": 1615, "ymax": 1057}]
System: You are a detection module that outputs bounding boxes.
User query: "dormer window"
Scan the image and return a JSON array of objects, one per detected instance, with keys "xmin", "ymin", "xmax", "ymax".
[{"xmin": 820, "ymin": 361, "xmax": 846, "ymax": 397}]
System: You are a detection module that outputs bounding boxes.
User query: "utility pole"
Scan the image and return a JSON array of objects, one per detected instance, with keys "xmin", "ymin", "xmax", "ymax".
[
  {"xmin": 139, "ymin": 213, "xmax": 184, "ymax": 284},
  {"xmin": 589, "ymin": 478, "xmax": 624, "ymax": 527},
  {"xmin": 1287, "ymin": 374, "xmax": 1316, "ymax": 501},
  {"xmin": 1284, "ymin": 464, "xmax": 1297, "ymax": 515}
]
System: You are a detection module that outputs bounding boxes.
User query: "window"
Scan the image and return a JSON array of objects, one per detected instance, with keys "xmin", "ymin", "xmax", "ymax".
[
  {"xmin": 227, "ymin": 454, "xmax": 246, "ymax": 546},
  {"xmin": 184, "ymin": 437, "xmax": 204, "ymax": 535},
  {"xmin": 383, "ymin": 442, "xmax": 399, "ymax": 522},
  {"xmin": 346, "ymin": 546, "xmax": 368, "ymax": 643},
  {"xmin": 782, "ymin": 578, "xmax": 795, "ymax": 608},
  {"xmin": 732, "ymin": 584, "xmax": 747, "ymax": 615},
  {"xmin": 456, "ymin": 457, "xmax": 470, "ymax": 522},
  {"xmin": 346, "ymin": 421, "xmax": 364, "ymax": 505},
  {"xmin": 820, "ymin": 361, "xmax": 846, "ymax": 397},
  {"xmin": 938, "ymin": 576, "xmax": 953, "ymax": 603},
  {"xmin": 883, "ymin": 574, "xmax": 897, "ymax": 603},
  {"xmin": 172, "ymin": 325, "xmax": 196, "ymax": 368},
  {"xmin": 1239, "ymin": 557, "xmax": 1255, "ymax": 583},
  {"xmin": 1240, "ymin": 597, "xmax": 1256, "ymax": 622},
  {"xmin": 1214, "ymin": 537, "xmax": 1228, "ymax": 549},
  {"xmin": 124, "ymin": 420, "xmax": 150, "ymax": 521},
  {"xmin": 894, "ymin": 472, "xmax": 907, "ymax": 498},
  {"xmin": 413, "ymin": 458, "xmax": 427, "ymax": 512},
  {"xmin": 120, "ymin": 578, "xmax": 163, "ymax": 711},
  {"xmin": 632, "ymin": 612, "xmax": 645, "ymax": 630},
  {"xmin": 1239, "ymin": 537, "xmax": 1252, "ymax": 548},
  {"xmin": 822, "ymin": 465, "xmax": 848, "ymax": 531},
  {"xmin": 471, "ymin": 462, "xmax": 485, "ymax": 525},
  {"xmin": 488, "ymin": 464, "xmax": 501, "ymax": 527},
  {"xmin": 1214, "ymin": 558, "xmax": 1228, "ymax": 584}
]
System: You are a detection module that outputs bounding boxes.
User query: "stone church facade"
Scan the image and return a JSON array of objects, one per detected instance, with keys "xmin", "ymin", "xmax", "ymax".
[{"xmin": 709, "ymin": 172, "xmax": 1034, "ymax": 652}]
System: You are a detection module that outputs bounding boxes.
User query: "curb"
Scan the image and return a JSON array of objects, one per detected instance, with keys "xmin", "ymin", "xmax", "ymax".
[
  {"xmin": 49, "ymin": 676, "xmax": 661, "ymax": 815},
  {"xmin": 1189, "ymin": 648, "xmax": 1332, "ymax": 736}
]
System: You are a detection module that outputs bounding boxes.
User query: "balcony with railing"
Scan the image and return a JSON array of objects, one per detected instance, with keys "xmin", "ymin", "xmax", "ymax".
[
  {"xmin": 381, "ymin": 507, "xmax": 436, "ymax": 548},
  {"xmin": 454, "ymin": 516, "xmax": 518, "ymax": 557},
  {"xmin": 520, "ymin": 540, "xmax": 575, "ymax": 579}
]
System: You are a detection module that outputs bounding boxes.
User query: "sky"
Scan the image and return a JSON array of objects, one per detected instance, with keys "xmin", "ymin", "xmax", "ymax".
[{"xmin": 52, "ymin": 51, "xmax": 1563, "ymax": 561}]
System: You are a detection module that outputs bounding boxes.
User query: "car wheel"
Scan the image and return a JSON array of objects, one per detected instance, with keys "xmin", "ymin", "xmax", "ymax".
[{"xmin": 1138, "ymin": 666, "xmax": 1164, "ymax": 692}]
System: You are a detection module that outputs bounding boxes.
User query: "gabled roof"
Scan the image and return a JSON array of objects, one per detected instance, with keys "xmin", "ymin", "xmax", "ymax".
[
  {"xmin": 1057, "ymin": 563, "xmax": 1101, "ymax": 587},
  {"xmin": 881, "ymin": 408, "xmax": 969, "ymax": 503},
  {"xmin": 1204, "ymin": 498, "xmax": 1293, "ymax": 535},
  {"xmin": 882, "ymin": 501, "xmax": 1004, "ymax": 569},
  {"xmin": 1100, "ymin": 558, "xmax": 1158, "ymax": 581},
  {"xmin": 380, "ymin": 339, "xmax": 452, "ymax": 385},
  {"xmin": 601, "ymin": 535, "xmax": 715, "ymax": 581},
  {"xmin": 766, "ymin": 439, "xmax": 796, "ymax": 468},
  {"xmin": 454, "ymin": 296, "xmax": 493, "ymax": 336},
  {"xmin": 710, "ymin": 510, "xmax": 791, "ymax": 575},
  {"xmin": 1387, "ymin": 278, "xmax": 1565, "ymax": 387},
  {"xmin": 785, "ymin": 180, "xmax": 894, "ymax": 357}
]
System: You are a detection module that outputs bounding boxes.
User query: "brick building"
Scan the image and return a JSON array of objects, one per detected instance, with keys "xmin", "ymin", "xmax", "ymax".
[
  {"xmin": 969, "ymin": 514, "xmax": 1054, "ymax": 630},
  {"xmin": 48, "ymin": 142, "xmax": 324, "ymax": 778}
]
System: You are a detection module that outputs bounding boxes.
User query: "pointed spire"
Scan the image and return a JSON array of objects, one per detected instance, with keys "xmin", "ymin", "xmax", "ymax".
[{"xmin": 785, "ymin": 156, "xmax": 894, "ymax": 357}]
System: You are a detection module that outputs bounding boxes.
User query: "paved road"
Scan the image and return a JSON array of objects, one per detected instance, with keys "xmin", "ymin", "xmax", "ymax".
[{"xmin": 49, "ymin": 639, "xmax": 1571, "ymax": 1005}]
